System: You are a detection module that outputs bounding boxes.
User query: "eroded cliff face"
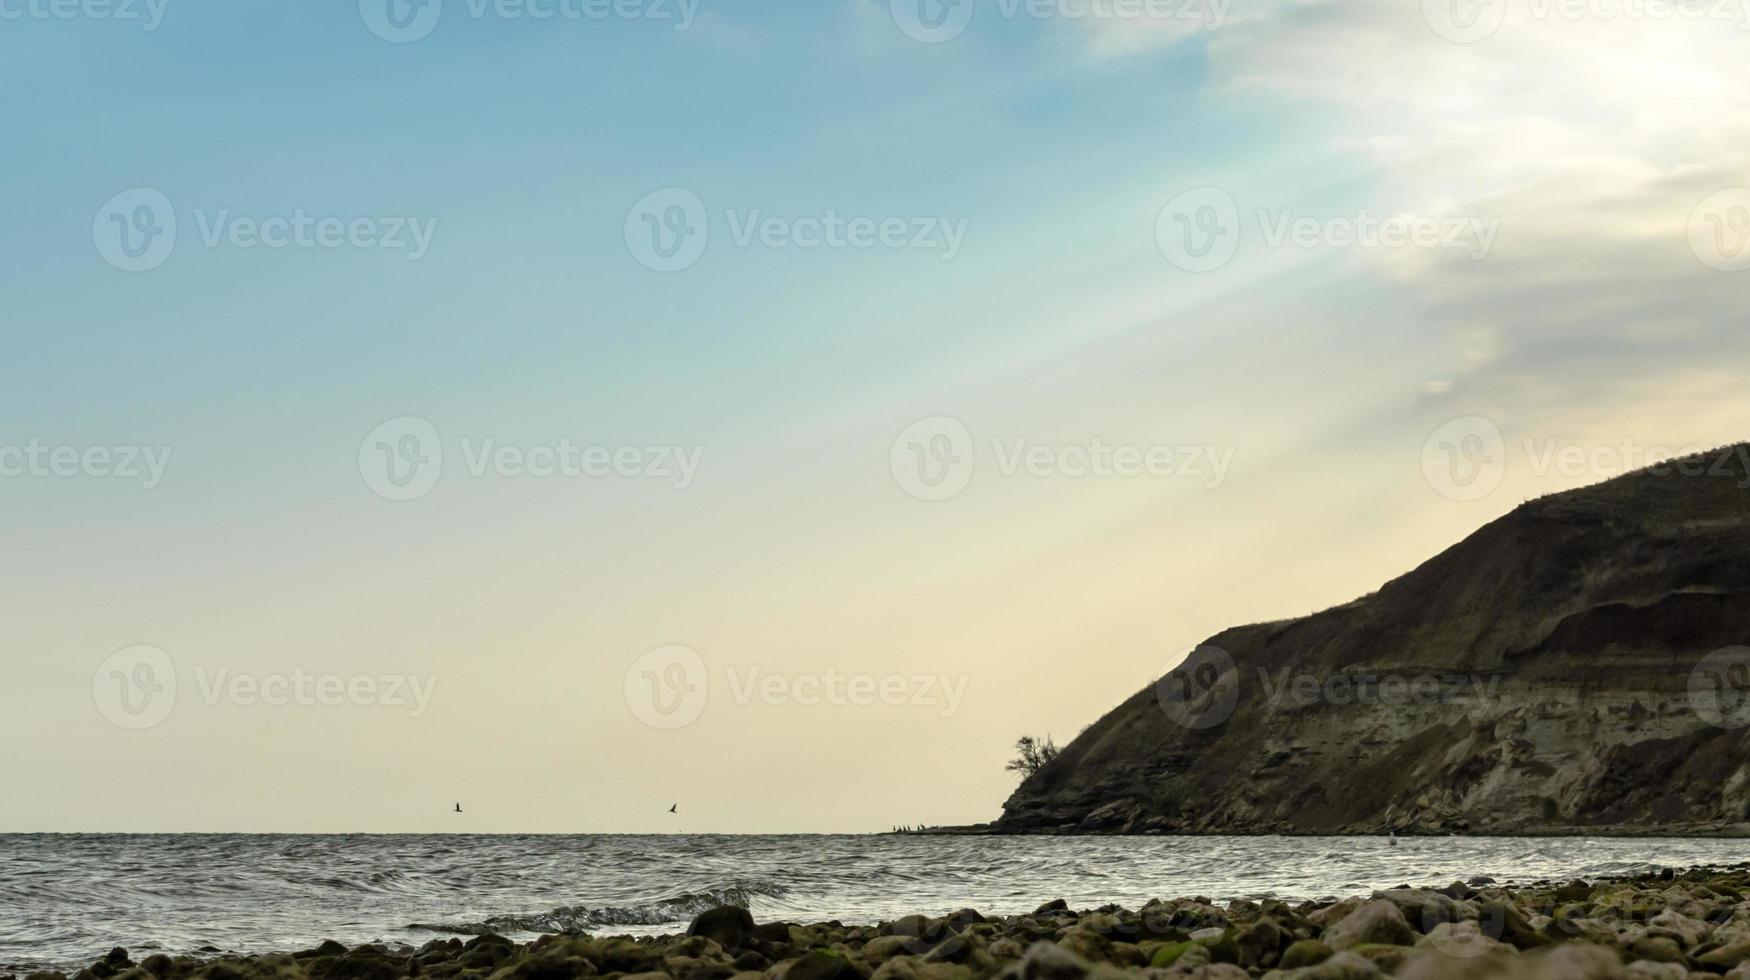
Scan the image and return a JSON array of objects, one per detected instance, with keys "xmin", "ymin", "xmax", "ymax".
[{"xmin": 995, "ymin": 445, "xmax": 1750, "ymax": 835}]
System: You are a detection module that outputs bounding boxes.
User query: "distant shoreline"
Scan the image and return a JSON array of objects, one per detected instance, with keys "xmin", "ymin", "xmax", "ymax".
[
  {"xmin": 896, "ymin": 824, "xmax": 1750, "ymax": 838},
  {"xmin": 4, "ymin": 827, "xmax": 1750, "ymax": 837}
]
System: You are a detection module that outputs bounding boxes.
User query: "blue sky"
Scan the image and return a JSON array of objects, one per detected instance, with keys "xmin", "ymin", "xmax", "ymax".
[{"xmin": 4, "ymin": 0, "xmax": 1747, "ymax": 832}]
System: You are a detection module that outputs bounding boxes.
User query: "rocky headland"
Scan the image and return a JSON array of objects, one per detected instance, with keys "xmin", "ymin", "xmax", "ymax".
[
  {"xmin": 26, "ymin": 865, "xmax": 1750, "ymax": 980},
  {"xmin": 993, "ymin": 445, "xmax": 1750, "ymax": 836}
]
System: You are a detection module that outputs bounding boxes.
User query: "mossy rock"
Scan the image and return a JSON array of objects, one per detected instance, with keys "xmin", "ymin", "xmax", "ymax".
[
  {"xmin": 1147, "ymin": 942, "xmax": 1208, "ymax": 969},
  {"xmin": 1234, "ymin": 919, "xmax": 1284, "ymax": 968},
  {"xmin": 1107, "ymin": 942, "xmax": 1145, "ymax": 967},
  {"xmin": 1347, "ymin": 944, "xmax": 1410, "ymax": 972},
  {"xmin": 783, "ymin": 950, "xmax": 864, "ymax": 980},
  {"xmin": 1194, "ymin": 929, "xmax": 1239, "ymax": 965},
  {"xmin": 1278, "ymin": 940, "xmax": 1333, "ymax": 969},
  {"xmin": 1553, "ymin": 880, "xmax": 1593, "ymax": 903},
  {"xmin": 1148, "ymin": 942, "xmax": 1190, "ymax": 968},
  {"xmin": 487, "ymin": 957, "xmax": 595, "ymax": 980}
]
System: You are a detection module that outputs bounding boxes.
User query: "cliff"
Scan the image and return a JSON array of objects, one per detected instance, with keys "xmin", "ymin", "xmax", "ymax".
[{"xmin": 994, "ymin": 445, "xmax": 1750, "ymax": 835}]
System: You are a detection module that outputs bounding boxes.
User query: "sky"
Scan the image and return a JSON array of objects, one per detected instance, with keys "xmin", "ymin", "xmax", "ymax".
[{"xmin": 2, "ymin": 0, "xmax": 1747, "ymax": 834}]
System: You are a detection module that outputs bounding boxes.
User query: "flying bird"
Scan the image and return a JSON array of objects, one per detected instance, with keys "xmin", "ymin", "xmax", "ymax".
[
  {"xmin": 454, "ymin": 803, "xmax": 463, "ymax": 814},
  {"xmin": 669, "ymin": 804, "xmax": 678, "ymax": 814}
]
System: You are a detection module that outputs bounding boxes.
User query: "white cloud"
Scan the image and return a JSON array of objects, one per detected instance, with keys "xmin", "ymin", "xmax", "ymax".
[{"xmin": 1096, "ymin": 0, "xmax": 1750, "ymax": 427}]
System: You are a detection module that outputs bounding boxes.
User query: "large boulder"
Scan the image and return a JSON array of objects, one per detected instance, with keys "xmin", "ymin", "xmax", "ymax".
[
  {"xmin": 689, "ymin": 907, "xmax": 757, "ymax": 951},
  {"xmin": 1325, "ymin": 901, "xmax": 1416, "ymax": 951},
  {"xmin": 1373, "ymin": 890, "xmax": 1462, "ymax": 932},
  {"xmin": 782, "ymin": 951, "xmax": 865, "ymax": 980},
  {"xmin": 1012, "ymin": 942, "xmax": 1087, "ymax": 980}
]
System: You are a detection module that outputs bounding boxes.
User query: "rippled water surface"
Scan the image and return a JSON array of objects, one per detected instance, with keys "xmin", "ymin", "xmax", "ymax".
[{"xmin": 3, "ymin": 834, "xmax": 1745, "ymax": 971}]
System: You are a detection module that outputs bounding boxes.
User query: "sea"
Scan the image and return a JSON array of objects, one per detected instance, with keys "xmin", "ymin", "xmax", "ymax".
[{"xmin": 3, "ymin": 834, "xmax": 1745, "ymax": 972}]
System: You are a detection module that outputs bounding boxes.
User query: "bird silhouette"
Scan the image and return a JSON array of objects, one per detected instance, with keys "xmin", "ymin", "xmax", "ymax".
[
  {"xmin": 669, "ymin": 804, "xmax": 678, "ymax": 814},
  {"xmin": 454, "ymin": 803, "xmax": 463, "ymax": 814}
]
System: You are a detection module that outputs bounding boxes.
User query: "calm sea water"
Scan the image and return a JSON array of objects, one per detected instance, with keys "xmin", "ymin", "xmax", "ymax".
[{"xmin": 3, "ymin": 834, "xmax": 1744, "ymax": 972}]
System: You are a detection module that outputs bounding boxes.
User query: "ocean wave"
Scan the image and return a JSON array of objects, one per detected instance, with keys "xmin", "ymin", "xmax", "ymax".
[
  {"xmin": 12, "ymin": 834, "xmax": 1750, "ymax": 970},
  {"xmin": 409, "ymin": 881, "xmax": 791, "ymax": 936}
]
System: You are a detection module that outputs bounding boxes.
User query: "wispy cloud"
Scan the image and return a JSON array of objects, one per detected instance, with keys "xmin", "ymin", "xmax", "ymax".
[{"xmin": 1091, "ymin": 0, "xmax": 1750, "ymax": 421}]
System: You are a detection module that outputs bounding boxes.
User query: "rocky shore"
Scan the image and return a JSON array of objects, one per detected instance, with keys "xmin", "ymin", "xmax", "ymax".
[{"xmin": 22, "ymin": 864, "xmax": 1750, "ymax": 980}]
